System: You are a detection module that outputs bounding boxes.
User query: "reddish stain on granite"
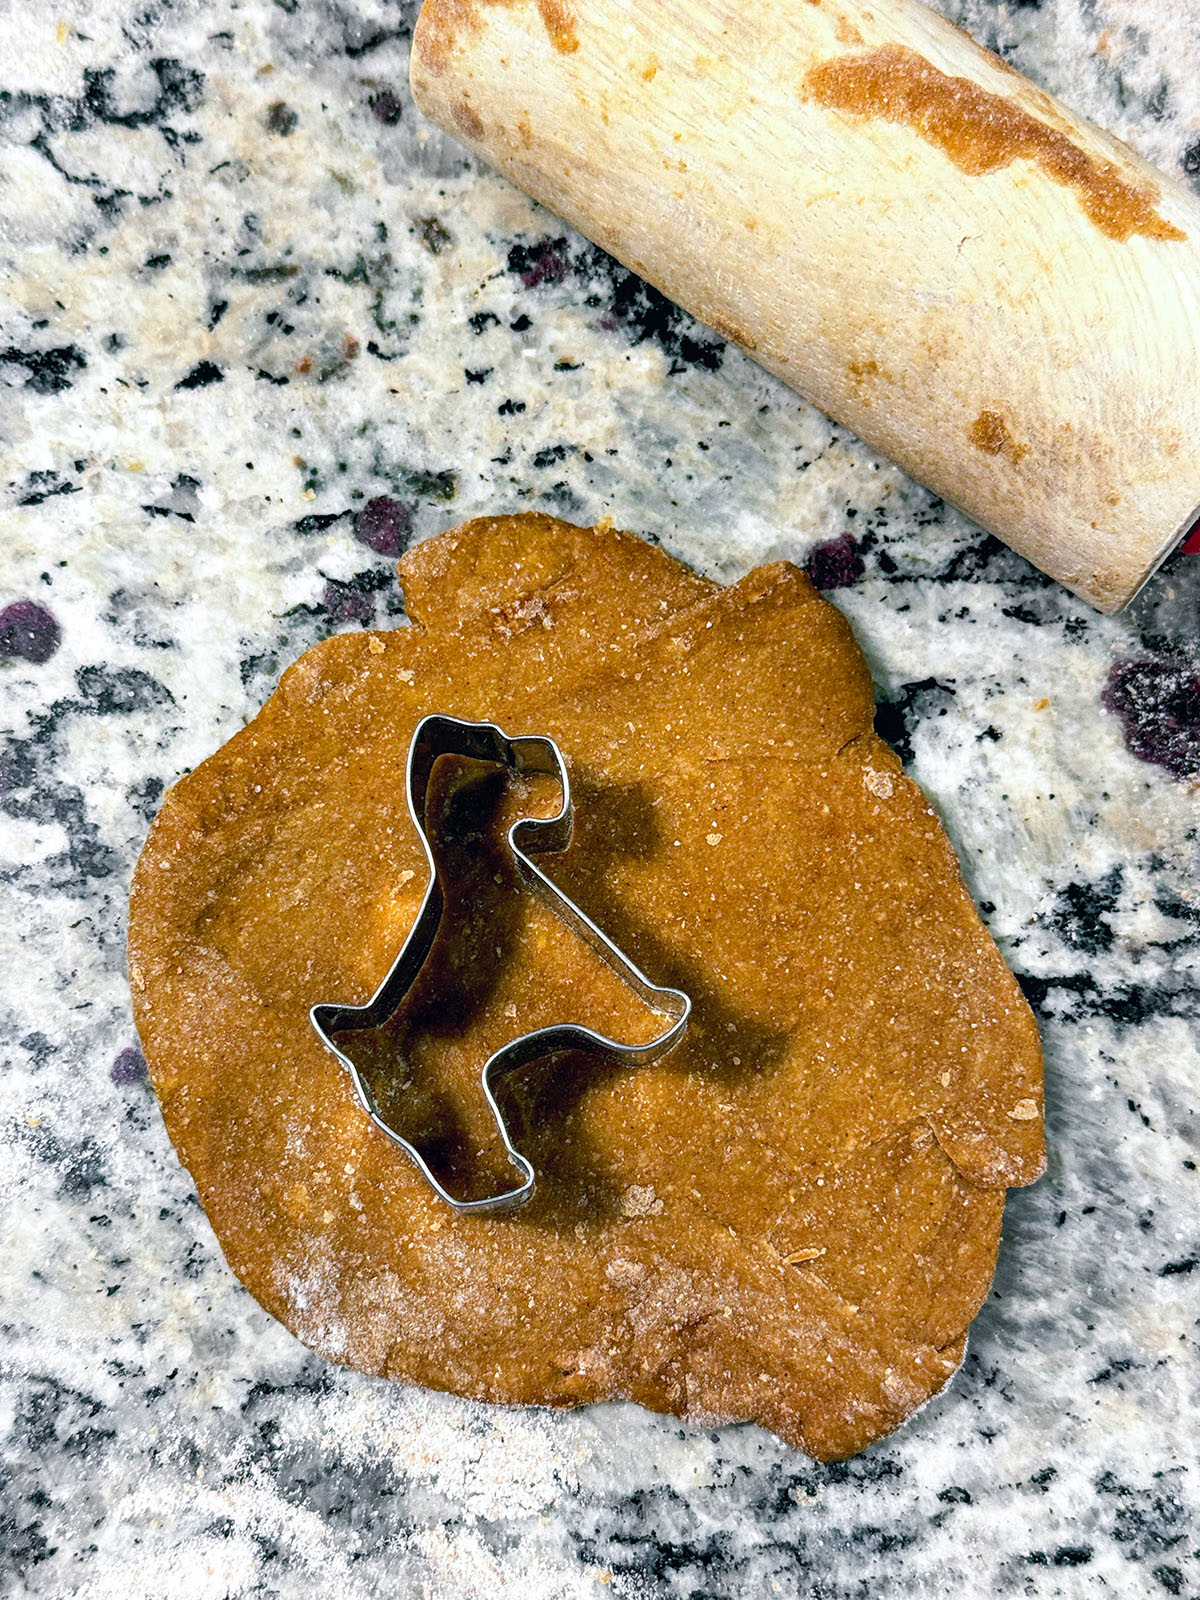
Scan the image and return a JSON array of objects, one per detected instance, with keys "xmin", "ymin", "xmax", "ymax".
[
  {"xmin": 0, "ymin": 600, "xmax": 61, "ymax": 663},
  {"xmin": 1103, "ymin": 654, "xmax": 1200, "ymax": 780},
  {"xmin": 806, "ymin": 533, "xmax": 865, "ymax": 591},
  {"xmin": 354, "ymin": 497, "xmax": 413, "ymax": 558}
]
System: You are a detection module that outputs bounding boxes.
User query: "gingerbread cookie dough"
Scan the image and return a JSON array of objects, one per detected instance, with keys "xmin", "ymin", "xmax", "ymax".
[{"xmin": 129, "ymin": 513, "xmax": 1044, "ymax": 1461}]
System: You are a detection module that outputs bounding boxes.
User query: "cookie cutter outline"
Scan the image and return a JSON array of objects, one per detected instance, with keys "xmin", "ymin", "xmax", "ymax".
[{"xmin": 310, "ymin": 713, "xmax": 691, "ymax": 1216}]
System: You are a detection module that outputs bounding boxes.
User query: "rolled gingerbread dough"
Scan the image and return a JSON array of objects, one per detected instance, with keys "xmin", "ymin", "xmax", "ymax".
[{"xmin": 129, "ymin": 513, "xmax": 1044, "ymax": 1460}]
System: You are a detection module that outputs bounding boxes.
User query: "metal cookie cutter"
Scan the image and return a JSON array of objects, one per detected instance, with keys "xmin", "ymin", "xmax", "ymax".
[{"xmin": 310, "ymin": 713, "xmax": 691, "ymax": 1216}]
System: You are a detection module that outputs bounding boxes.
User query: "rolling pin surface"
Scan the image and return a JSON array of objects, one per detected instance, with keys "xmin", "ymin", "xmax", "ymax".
[{"xmin": 411, "ymin": 0, "xmax": 1200, "ymax": 611}]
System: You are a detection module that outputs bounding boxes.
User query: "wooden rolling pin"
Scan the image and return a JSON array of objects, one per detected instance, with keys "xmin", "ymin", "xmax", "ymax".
[{"xmin": 409, "ymin": 0, "xmax": 1200, "ymax": 612}]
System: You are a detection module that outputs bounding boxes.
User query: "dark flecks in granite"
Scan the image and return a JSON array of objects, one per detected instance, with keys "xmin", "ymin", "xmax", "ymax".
[
  {"xmin": 873, "ymin": 679, "xmax": 957, "ymax": 767},
  {"xmin": 126, "ymin": 774, "xmax": 164, "ymax": 821},
  {"xmin": 532, "ymin": 444, "xmax": 573, "ymax": 469},
  {"xmin": 24, "ymin": 1120, "xmax": 109, "ymax": 1200},
  {"xmin": 1, "ymin": 666, "xmax": 172, "ymax": 889},
  {"xmin": 1024, "ymin": 1545, "xmax": 1094, "ymax": 1566},
  {"xmin": 0, "ymin": 601, "xmax": 62, "ymax": 663},
  {"xmin": 1158, "ymin": 1256, "xmax": 1198, "ymax": 1276},
  {"xmin": 415, "ymin": 214, "xmax": 451, "ymax": 253},
  {"xmin": 1096, "ymin": 1470, "xmax": 1191, "ymax": 1578},
  {"xmin": 265, "ymin": 101, "xmax": 298, "ymax": 136},
  {"xmin": 175, "ymin": 360, "xmax": 224, "ymax": 389},
  {"xmin": 506, "ymin": 235, "xmax": 726, "ymax": 375},
  {"xmin": 1, "ymin": 59, "xmax": 204, "ymax": 235},
  {"xmin": 293, "ymin": 508, "xmax": 349, "ymax": 535},
  {"xmin": 14, "ymin": 469, "xmax": 81, "ymax": 507},
  {"xmin": 1103, "ymin": 653, "xmax": 1200, "ymax": 780},
  {"xmin": 1042, "ymin": 867, "xmax": 1123, "ymax": 955},
  {"xmin": 1014, "ymin": 967, "xmax": 1199, "ymax": 1028},
  {"xmin": 0, "ymin": 344, "xmax": 87, "ymax": 394}
]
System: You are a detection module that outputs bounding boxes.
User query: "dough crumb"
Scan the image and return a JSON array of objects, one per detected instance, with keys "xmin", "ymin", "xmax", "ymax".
[
  {"xmin": 367, "ymin": 635, "xmax": 385, "ymax": 655},
  {"xmin": 622, "ymin": 1184, "xmax": 663, "ymax": 1218},
  {"xmin": 707, "ymin": 832, "xmax": 723, "ymax": 846},
  {"xmin": 1008, "ymin": 1098, "xmax": 1039, "ymax": 1120},
  {"xmin": 605, "ymin": 1257, "xmax": 648, "ymax": 1287},
  {"xmin": 863, "ymin": 768, "xmax": 895, "ymax": 799}
]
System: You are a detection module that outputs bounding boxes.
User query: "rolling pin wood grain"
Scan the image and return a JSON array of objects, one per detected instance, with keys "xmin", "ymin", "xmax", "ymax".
[{"xmin": 409, "ymin": 0, "xmax": 1200, "ymax": 612}]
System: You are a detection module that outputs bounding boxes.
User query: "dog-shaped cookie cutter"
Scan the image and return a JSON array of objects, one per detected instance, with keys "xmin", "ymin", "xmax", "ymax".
[{"xmin": 310, "ymin": 714, "xmax": 691, "ymax": 1215}]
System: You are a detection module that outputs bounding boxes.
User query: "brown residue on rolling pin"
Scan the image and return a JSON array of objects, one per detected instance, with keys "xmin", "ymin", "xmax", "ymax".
[
  {"xmin": 969, "ymin": 410, "xmax": 1030, "ymax": 462},
  {"xmin": 803, "ymin": 44, "xmax": 1185, "ymax": 243},
  {"xmin": 847, "ymin": 356, "xmax": 891, "ymax": 407},
  {"xmin": 707, "ymin": 313, "xmax": 758, "ymax": 351},
  {"xmin": 415, "ymin": 0, "xmax": 577, "ymax": 76},
  {"xmin": 450, "ymin": 98, "xmax": 485, "ymax": 139}
]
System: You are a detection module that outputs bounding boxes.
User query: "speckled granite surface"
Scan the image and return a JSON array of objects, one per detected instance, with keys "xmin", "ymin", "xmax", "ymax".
[{"xmin": 2, "ymin": 0, "xmax": 1198, "ymax": 1594}]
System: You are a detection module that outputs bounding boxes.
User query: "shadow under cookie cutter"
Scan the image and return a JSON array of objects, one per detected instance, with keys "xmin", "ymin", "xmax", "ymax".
[{"xmin": 310, "ymin": 713, "xmax": 692, "ymax": 1216}]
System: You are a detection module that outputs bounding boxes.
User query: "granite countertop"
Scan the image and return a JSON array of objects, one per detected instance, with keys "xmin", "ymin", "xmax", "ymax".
[{"xmin": 2, "ymin": 0, "xmax": 1198, "ymax": 1593}]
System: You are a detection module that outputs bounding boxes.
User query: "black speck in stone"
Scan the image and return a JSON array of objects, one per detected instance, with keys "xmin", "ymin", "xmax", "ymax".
[
  {"xmin": 1053, "ymin": 1546, "xmax": 1093, "ymax": 1566},
  {"xmin": 507, "ymin": 238, "xmax": 567, "ymax": 288},
  {"xmin": 532, "ymin": 444, "xmax": 571, "ymax": 468},
  {"xmin": 0, "ymin": 600, "xmax": 62, "ymax": 663},
  {"xmin": 265, "ymin": 101, "xmax": 298, "ymax": 136},
  {"xmin": 498, "ymin": 397, "xmax": 526, "ymax": 415},
  {"xmin": 874, "ymin": 678, "xmax": 956, "ymax": 767},
  {"xmin": 464, "ymin": 367, "xmax": 492, "ymax": 384},
  {"xmin": 805, "ymin": 532, "xmax": 864, "ymax": 591},
  {"xmin": 175, "ymin": 360, "xmax": 224, "ymax": 389},
  {"xmin": 293, "ymin": 510, "xmax": 347, "ymax": 535},
  {"xmin": 128, "ymin": 774, "xmax": 164, "ymax": 820},
  {"xmin": 207, "ymin": 299, "xmax": 229, "ymax": 329},
  {"xmin": 508, "ymin": 234, "xmax": 724, "ymax": 373},
  {"xmin": 1158, "ymin": 1256, "xmax": 1198, "ymax": 1276},
  {"xmin": 143, "ymin": 253, "xmax": 171, "ymax": 271},
  {"xmin": 509, "ymin": 314, "xmax": 532, "ymax": 332},
  {"xmin": 0, "ymin": 342, "xmax": 87, "ymax": 394},
  {"xmin": 415, "ymin": 216, "xmax": 451, "ymax": 254},
  {"xmin": 468, "ymin": 311, "xmax": 500, "ymax": 334},
  {"xmin": 1043, "ymin": 866, "xmax": 1122, "ymax": 955}
]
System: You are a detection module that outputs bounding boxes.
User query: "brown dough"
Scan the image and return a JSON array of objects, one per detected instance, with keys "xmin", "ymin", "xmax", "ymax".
[{"xmin": 129, "ymin": 513, "xmax": 1044, "ymax": 1461}]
